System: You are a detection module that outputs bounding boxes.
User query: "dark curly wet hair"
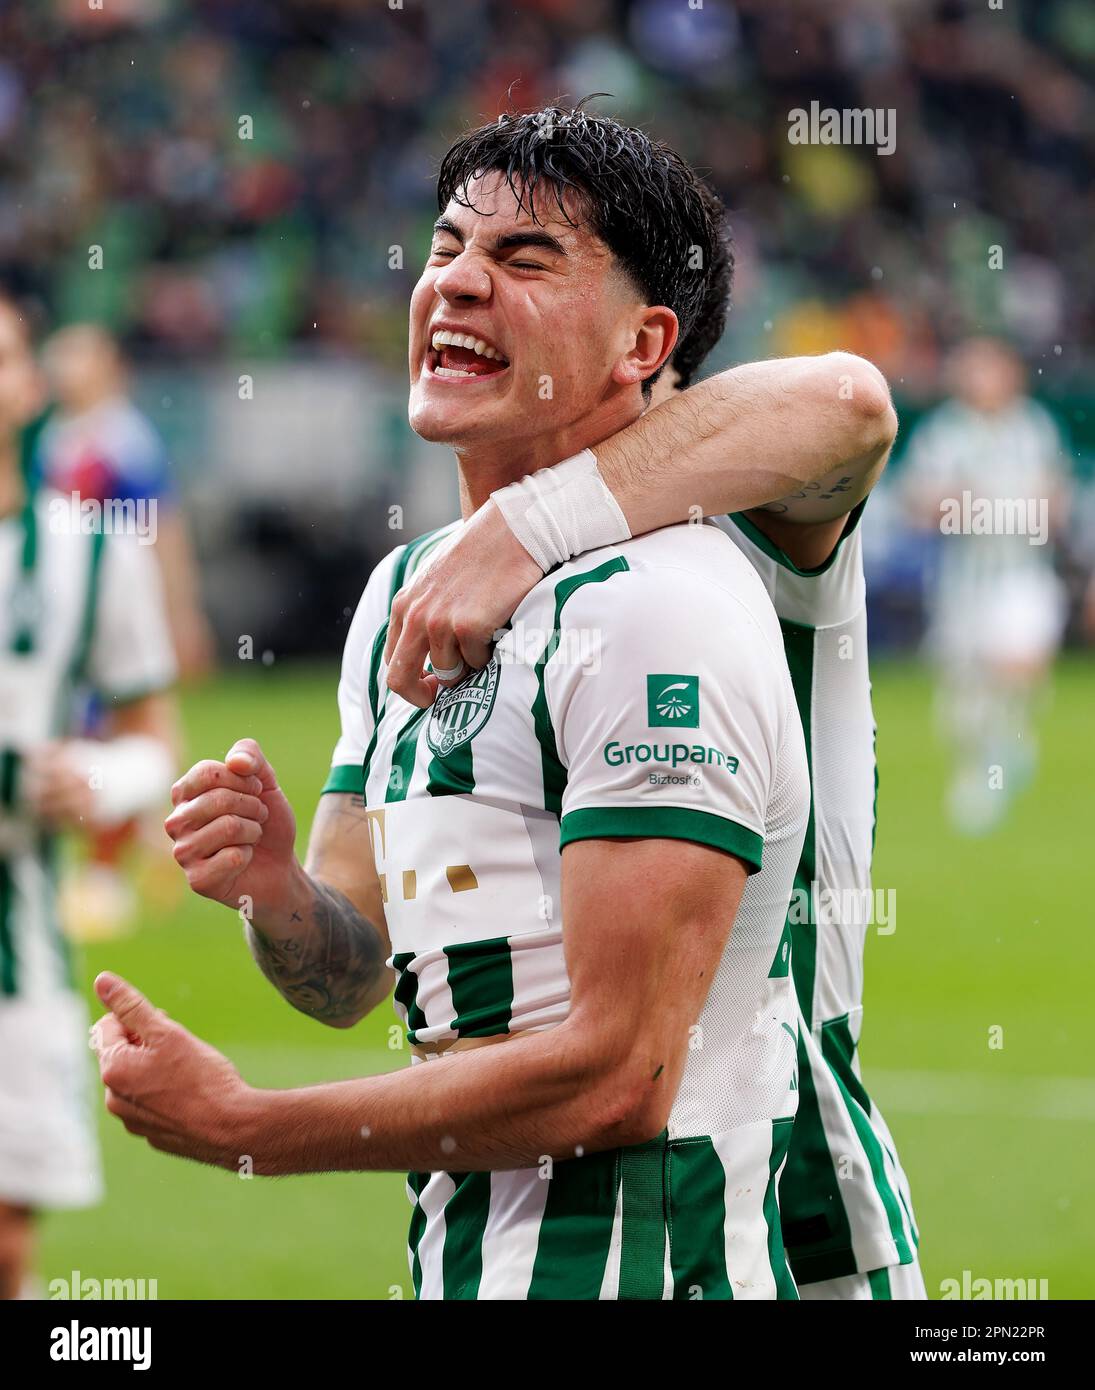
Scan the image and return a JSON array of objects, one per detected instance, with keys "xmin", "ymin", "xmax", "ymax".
[
  {"xmin": 436, "ymin": 100, "xmax": 724, "ymax": 394},
  {"xmin": 670, "ymin": 181, "xmax": 733, "ymax": 390}
]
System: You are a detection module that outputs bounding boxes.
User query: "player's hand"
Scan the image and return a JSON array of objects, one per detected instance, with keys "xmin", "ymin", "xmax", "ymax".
[
  {"xmin": 22, "ymin": 740, "xmax": 97, "ymax": 829},
  {"xmin": 384, "ymin": 499, "xmax": 542, "ymax": 707},
  {"xmin": 91, "ymin": 972, "xmax": 255, "ymax": 1169},
  {"xmin": 165, "ymin": 738, "xmax": 297, "ymax": 913}
]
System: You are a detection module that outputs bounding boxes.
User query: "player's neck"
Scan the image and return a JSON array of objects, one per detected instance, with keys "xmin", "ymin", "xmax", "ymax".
[
  {"xmin": 0, "ymin": 441, "xmax": 24, "ymax": 520},
  {"xmin": 454, "ymin": 397, "xmax": 643, "ymax": 518}
]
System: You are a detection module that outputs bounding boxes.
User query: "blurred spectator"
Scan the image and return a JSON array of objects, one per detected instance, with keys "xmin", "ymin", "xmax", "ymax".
[{"xmin": 39, "ymin": 324, "xmax": 215, "ymax": 681}]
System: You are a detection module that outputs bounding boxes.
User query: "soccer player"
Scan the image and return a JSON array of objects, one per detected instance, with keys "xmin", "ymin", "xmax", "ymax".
[
  {"xmin": 0, "ymin": 294, "xmax": 178, "ymax": 1298},
  {"xmin": 36, "ymin": 325, "xmax": 214, "ymax": 941},
  {"xmin": 103, "ymin": 108, "xmax": 814, "ymax": 1300},
  {"xmin": 900, "ymin": 337, "xmax": 1068, "ymax": 834},
  {"xmin": 380, "ymin": 194, "xmax": 922, "ymax": 1297}
]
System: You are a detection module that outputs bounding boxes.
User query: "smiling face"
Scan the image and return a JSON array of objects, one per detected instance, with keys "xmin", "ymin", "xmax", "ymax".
[{"xmin": 408, "ymin": 173, "xmax": 675, "ymax": 459}]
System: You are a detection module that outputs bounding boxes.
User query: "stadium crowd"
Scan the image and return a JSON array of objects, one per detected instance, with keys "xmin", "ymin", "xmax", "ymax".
[{"xmin": 0, "ymin": 0, "xmax": 1091, "ymax": 396}]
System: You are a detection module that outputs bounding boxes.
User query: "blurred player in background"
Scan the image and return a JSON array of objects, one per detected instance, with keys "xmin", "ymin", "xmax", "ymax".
[
  {"xmin": 0, "ymin": 293, "xmax": 178, "ymax": 1298},
  {"xmin": 33, "ymin": 324, "xmax": 213, "ymax": 939},
  {"xmin": 901, "ymin": 338, "xmax": 1069, "ymax": 834}
]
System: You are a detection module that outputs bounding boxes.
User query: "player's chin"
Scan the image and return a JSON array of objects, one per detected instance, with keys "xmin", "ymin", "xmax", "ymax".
[{"xmin": 409, "ymin": 377, "xmax": 514, "ymax": 443}]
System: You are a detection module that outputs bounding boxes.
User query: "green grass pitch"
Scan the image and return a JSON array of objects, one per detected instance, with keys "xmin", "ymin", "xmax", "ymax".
[{"xmin": 39, "ymin": 657, "xmax": 1094, "ymax": 1299}]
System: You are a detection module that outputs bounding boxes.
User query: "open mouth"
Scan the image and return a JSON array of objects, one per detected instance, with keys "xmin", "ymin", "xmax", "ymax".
[{"xmin": 427, "ymin": 329, "xmax": 510, "ymax": 380}]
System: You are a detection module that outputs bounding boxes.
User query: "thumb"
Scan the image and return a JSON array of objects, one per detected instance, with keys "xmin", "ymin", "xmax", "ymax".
[
  {"xmin": 225, "ymin": 737, "xmax": 279, "ymax": 793},
  {"xmin": 95, "ymin": 973, "xmax": 162, "ymax": 1041}
]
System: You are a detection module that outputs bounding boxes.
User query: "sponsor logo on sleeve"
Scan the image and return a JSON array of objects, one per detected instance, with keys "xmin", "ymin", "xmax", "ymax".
[{"xmin": 647, "ymin": 674, "xmax": 700, "ymax": 728}]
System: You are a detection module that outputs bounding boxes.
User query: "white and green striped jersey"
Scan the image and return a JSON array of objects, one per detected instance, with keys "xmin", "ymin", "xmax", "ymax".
[
  {"xmin": 717, "ymin": 507, "xmax": 919, "ymax": 1284},
  {"xmin": 0, "ymin": 484, "xmax": 176, "ymax": 1003},
  {"xmin": 325, "ymin": 520, "xmax": 810, "ymax": 1299}
]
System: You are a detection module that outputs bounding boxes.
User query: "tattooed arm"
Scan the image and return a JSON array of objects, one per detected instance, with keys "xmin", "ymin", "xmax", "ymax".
[
  {"xmin": 166, "ymin": 740, "xmax": 391, "ymax": 1028},
  {"xmin": 244, "ymin": 791, "xmax": 391, "ymax": 1027}
]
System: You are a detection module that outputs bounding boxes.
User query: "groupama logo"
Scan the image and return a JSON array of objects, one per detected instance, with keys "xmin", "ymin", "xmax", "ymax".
[{"xmin": 647, "ymin": 675, "xmax": 700, "ymax": 728}]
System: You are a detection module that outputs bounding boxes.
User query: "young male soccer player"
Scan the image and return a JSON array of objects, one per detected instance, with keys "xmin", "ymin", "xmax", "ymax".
[
  {"xmin": 0, "ymin": 294, "xmax": 177, "ymax": 1298},
  {"xmin": 99, "ymin": 108, "xmax": 813, "ymax": 1299},
  {"xmin": 382, "ymin": 188, "xmax": 923, "ymax": 1298}
]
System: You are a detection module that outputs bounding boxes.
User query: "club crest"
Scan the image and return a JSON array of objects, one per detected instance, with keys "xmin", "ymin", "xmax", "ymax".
[{"xmin": 426, "ymin": 655, "xmax": 500, "ymax": 757}]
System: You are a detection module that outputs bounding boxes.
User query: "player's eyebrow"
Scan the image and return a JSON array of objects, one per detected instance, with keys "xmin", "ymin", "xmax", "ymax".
[{"xmin": 432, "ymin": 218, "xmax": 568, "ymax": 257}]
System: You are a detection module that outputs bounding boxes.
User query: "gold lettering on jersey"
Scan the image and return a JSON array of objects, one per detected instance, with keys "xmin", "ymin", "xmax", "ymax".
[
  {"xmin": 402, "ymin": 870, "xmax": 417, "ymax": 900},
  {"xmin": 446, "ymin": 864, "xmax": 479, "ymax": 893},
  {"xmin": 362, "ymin": 807, "xmax": 388, "ymax": 855}
]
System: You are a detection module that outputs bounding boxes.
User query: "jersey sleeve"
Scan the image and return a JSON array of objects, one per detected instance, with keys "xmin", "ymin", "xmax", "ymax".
[
  {"xmin": 321, "ymin": 545, "xmax": 404, "ymax": 795},
  {"xmin": 544, "ymin": 558, "xmax": 785, "ymax": 872},
  {"xmin": 84, "ymin": 533, "xmax": 177, "ymax": 702}
]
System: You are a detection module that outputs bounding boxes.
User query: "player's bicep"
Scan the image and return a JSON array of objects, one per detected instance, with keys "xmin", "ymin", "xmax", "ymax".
[
  {"xmin": 561, "ymin": 836, "xmax": 748, "ymax": 1086},
  {"xmin": 305, "ymin": 792, "xmax": 390, "ymax": 956}
]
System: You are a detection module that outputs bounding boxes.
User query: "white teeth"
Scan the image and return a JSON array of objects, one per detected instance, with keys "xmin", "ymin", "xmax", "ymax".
[
  {"xmin": 431, "ymin": 329, "xmax": 505, "ymax": 362},
  {"xmin": 434, "ymin": 366, "xmax": 475, "ymax": 378}
]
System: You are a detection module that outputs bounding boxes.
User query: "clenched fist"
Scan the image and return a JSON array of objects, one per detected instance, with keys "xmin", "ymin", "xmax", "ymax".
[{"xmin": 165, "ymin": 738, "xmax": 298, "ymax": 915}]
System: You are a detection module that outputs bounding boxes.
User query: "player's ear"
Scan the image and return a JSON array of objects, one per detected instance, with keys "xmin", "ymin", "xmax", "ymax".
[{"xmin": 611, "ymin": 306, "xmax": 678, "ymax": 389}]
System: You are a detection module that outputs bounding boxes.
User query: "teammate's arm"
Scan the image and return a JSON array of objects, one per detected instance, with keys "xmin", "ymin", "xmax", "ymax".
[
  {"xmin": 385, "ymin": 352, "xmax": 896, "ymax": 702},
  {"xmin": 95, "ymin": 834, "xmax": 748, "ymax": 1173}
]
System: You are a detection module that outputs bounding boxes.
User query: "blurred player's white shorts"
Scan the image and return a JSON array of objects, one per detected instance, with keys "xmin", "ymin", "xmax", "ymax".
[
  {"xmin": 0, "ymin": 990, "xmax": 102, "ymax": 1209},
  {"xmin": 930, "ymin": 570, "xmax": 1066, "ymax": 669},
  {"xmin": 799, "ymin": 1258, "xmax": 927, "ymax": 1301}
]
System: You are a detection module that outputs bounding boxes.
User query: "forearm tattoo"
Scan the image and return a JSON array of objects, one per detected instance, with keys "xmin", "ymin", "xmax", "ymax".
[{"xmin": 247, "ymin": 882, "xmax": 387, "ymax": 1026}]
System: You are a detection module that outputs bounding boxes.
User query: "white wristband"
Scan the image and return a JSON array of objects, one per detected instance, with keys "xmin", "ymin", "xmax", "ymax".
[
  {"xmin": 490, "ymin": 448, "xmax": 631, "ymax": 573},
  {"xmin": 60, "ymin": 735, "xmax": 175, "ymax": 826}
]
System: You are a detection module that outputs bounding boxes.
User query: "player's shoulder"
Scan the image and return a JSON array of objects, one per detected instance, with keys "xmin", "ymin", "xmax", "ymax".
[
  {"xmin": 366, "ymin": 520, "xmax": 463, "ymax": 605},
  {"xmin": 531, "ymin": 522, "xmax": 782, "ymax": 648}
]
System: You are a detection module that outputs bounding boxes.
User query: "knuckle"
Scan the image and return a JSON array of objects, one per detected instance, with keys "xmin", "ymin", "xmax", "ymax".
[{"xmin": 425, "ymin": 613, "xmax": 449, "ymax": 644}]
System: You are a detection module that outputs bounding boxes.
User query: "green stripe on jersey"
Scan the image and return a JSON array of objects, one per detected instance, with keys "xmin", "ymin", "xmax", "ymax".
[
  {"xmin": 321, "ymin": 764, "xmax": 363, "ymax": 795},
  {"xmin": 764, "ymin": 1117, "xmax": 799, "ymax": 1300},
  {"xmin": 668, "ymin": 1138, "xmax": 733, "ymax": 1300},
  {"xmin": 359, "ymin": 619, "xmax": 390, "ymax": 790},
  {"xmin": 868, "ymin": 1265, "xmax": 892, "ymax": 1300},
  {"xmin": 618, "ymin": 1133, "xmax": 667, "ymax": 1300},
  {"xmin": 407, "ymin": 1171, "xmax": 428, "ymax": 1298},
  {"xmin": 391, "ymin": 952, "xmax": 428, "ymax": 1044},
  {"xmin": 0, "ymin": 862, "xmax": 15, "ymax": 997},
  {"xmin": 441, "ymin": 1172, "xmax": 491, "ymax": 1300},
  {"xmin": 0, "ymin": 748, "xmax": 19, "ymax": 995},
  {"xmin": 780, "ymin": 618, "xmax": 818, "ymax": 1026},
  {"xmin": 443, "ymin": 937, "xmax": 514, "ymax": 1038},
  {"xmin": 532, "ymin": 556, "xmax": 629, "ymax": 816},
  {"xmin": 821, "ymin": 1016, "xmax": 912, "ymax": 1266},
  {"xmin": 560, "ymin": 805, "xmax": 763, "ymax": 870},
  {"xmin": 386, "ymin": 707, "xmax": 427, "ymax": 802},
  {"xmin": 526, "ymin": 1148, "xmax": 621, "ymax": 1299},
  {"xmin": 780, "ymin": 1033, "xmax": 855, "ymax": 1279}
]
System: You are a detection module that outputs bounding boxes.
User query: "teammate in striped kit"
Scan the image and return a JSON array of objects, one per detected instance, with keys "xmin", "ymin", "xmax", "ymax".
[
  {"xmin": 0, "ymin": 294, "xmax": 177, "ymax": 1298},
  {"xmin": 383, "ymin": 194, "xmax": 921, "ymax": 1297}
]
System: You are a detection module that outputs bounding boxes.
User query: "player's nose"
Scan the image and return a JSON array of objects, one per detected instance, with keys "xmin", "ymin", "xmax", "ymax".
[{"xmin": 433, "ymin": 251, "xmax": 492, "ymax": 306}]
